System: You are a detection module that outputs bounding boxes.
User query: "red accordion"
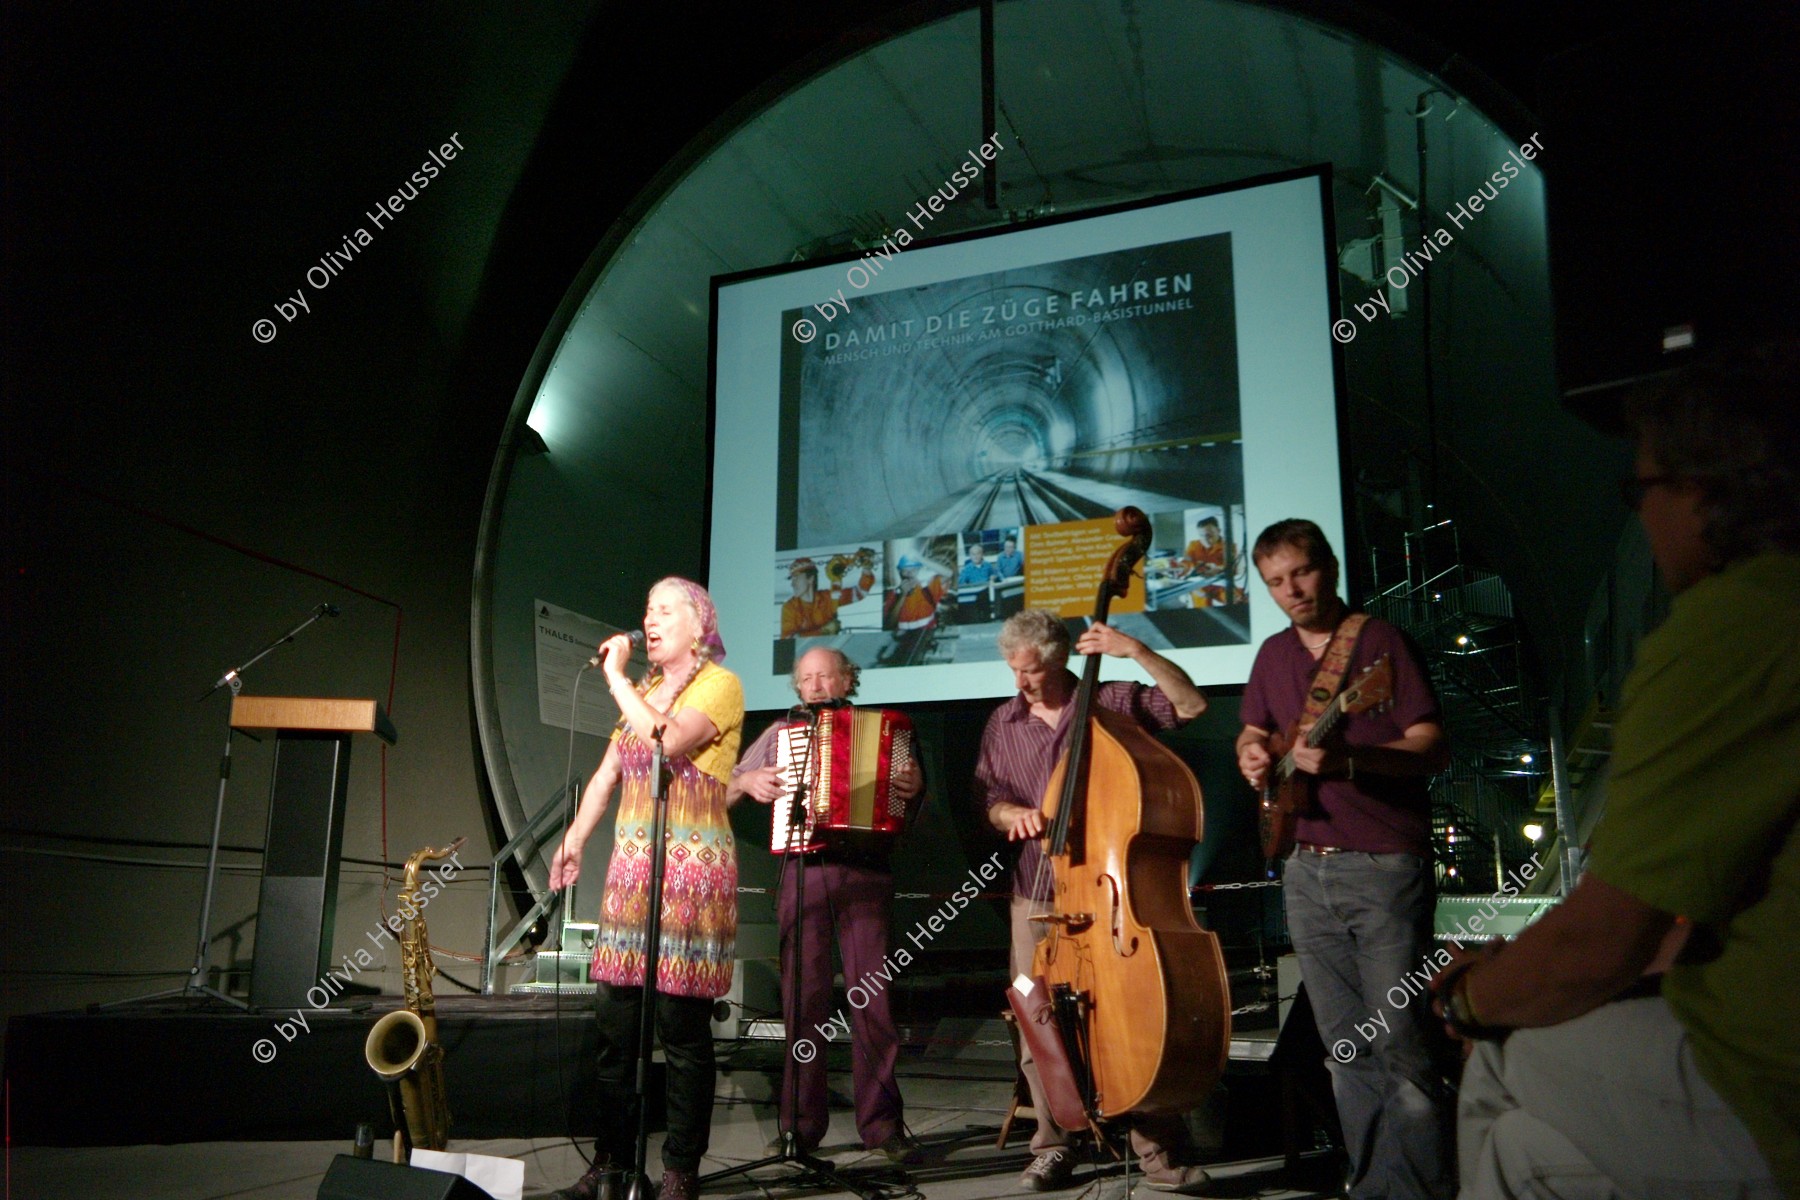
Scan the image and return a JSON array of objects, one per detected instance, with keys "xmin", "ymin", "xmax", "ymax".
[{"xmin": 772, "ymin": 706, "xmax": 917, "ymax": 853}]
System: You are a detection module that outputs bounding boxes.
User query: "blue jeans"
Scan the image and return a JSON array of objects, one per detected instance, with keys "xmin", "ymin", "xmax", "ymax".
[{"xmin": 1283, "ymin": 849, "xmax": 1454, "ymax": 1200}]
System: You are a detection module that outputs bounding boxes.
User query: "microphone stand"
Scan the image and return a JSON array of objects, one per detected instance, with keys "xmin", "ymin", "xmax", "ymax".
[
  {"xmin": 623, "ymin": 725, "xmax": 673, "ymax": 1200},
  {"xmin": 702, "ymin": 704, "xmax": 883, "ymax": 1200},
  {"xmin": 102, "ymin": 603, "xmax": 339, "ymax": 1012}
]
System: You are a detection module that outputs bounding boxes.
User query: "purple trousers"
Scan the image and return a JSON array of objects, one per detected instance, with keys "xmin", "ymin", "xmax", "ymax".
[{"xmin": 777, "ymin": 855, "xmax": 904, "ymax": 1149}]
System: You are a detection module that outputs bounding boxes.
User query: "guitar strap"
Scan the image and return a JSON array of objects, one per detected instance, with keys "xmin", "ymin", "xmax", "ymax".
[
  {"xmin": 1260, "ymin": 613, "xmax": 1371, "ymax": 863},
  {"xmin": 1302, "ymin": 612, "xmax": 1369, "ymax": 725}
]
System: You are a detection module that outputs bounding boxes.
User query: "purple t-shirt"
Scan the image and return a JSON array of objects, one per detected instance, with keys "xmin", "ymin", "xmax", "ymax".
[
  {"xmin": 974, "ymin": 673, "xmax": 1184, "ymax": 898},
  {"xmin": 1239, "ymin": 616, "xmax": 1440, "ymax": 856}
]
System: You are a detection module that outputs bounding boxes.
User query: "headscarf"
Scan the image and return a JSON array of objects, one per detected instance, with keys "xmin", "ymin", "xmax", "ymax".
[{"xmin": 651, "ymin": 576, "xmax": 727, "ymax": 665}]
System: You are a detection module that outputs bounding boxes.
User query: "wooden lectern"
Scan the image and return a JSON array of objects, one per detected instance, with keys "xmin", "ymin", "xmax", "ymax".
[{"xmin": 231, "ymin": 696, "xmax": 397, "ymax": 1009}]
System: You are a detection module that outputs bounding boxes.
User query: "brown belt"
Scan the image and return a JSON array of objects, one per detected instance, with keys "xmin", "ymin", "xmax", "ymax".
[{"xmin": 1295, "ymin": 843, "xmax": 1347, "ymax": 856}]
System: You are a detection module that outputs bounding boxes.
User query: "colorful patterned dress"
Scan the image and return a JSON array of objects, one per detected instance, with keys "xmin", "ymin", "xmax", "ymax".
[{"xmin": 590, "ymin": 661, "xmax": 743, "ymax": 998}]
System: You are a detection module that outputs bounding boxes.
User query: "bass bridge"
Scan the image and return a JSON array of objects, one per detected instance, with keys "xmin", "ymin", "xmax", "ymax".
[{"xmin": 1029, "ymin": 911, "xmax": 1095, "ymax": 933}]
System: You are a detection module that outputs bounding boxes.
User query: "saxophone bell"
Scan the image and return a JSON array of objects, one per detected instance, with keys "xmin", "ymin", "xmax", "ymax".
[
  {"xmin": 364, "ymin": 837, "xmax": 463, "ymax": 1161},
  {"xmin": 365, "ymin": 1008, "xmax": 429, "ymax": 1080}
]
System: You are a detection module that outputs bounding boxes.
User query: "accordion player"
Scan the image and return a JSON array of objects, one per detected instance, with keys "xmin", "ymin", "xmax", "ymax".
[{"xmin": 772, "ymin": 705, "xmax": 920, "ymax": 853}]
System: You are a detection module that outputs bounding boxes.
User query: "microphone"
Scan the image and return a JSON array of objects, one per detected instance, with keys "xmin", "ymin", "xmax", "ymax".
[
  {"xmin": 587, "ymin": 629, "xmax": 645, "ymax": 668},
  {"xmin": 316, "ymin": 603, "xmax": 341, "ymax": 618}
]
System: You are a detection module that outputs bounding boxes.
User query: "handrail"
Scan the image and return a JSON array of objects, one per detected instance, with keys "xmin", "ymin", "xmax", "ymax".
[
  {"xmin": 482, "ymin": 780, "xmax": 576, "ymax": 994},
  {"xmin": 1546, "ymin": 706, "xmax": 1580, "ymax": 897}
]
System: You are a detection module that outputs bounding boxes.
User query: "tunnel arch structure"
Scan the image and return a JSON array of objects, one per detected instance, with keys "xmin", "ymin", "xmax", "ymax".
[{"xmin": 473, "ymin": 0, "xmax": 1589, "ymax": 894}]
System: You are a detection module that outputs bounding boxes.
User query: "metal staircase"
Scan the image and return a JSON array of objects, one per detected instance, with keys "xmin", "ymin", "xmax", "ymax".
[
  {"xmin": 1364, "ymin": 520, "xmax": 1547, "ymax": 893},
  {"xmin": 480, "ymin": 778, "xmax": 600, "ymax": 995},
  {"xmin": 510, "ymin": 920, "xmax": 597, "ymax": 995}
]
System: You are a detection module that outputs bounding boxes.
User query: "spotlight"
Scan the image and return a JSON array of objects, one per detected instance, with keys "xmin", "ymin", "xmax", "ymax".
[
  {"xmin": 1455, "ymin": 634, "xmax": 1470, "ymax": 646},
  {"xmin": 1523, "ymin": 823, "xmax": 1545, "ymax": 843},
  {"xmin": 1520, "ymin": 752, "xmax": 1535, "ymax": 765}
]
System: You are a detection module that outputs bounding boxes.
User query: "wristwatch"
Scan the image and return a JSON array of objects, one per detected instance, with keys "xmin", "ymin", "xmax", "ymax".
[{"xmin": 1441, "ymin": 964, "xmax": 1508, "ymax": 1041}]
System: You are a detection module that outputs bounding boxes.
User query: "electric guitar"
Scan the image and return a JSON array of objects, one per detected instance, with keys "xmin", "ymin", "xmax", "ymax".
[{"xmin": 1258, "ymin": 655, "xmax": 1394, "ymax": 862}]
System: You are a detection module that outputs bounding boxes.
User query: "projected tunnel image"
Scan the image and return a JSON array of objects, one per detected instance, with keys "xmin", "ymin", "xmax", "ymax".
[{"xmin": 771, "ymin": 232, "xmax": 1249, "ymax": 671}]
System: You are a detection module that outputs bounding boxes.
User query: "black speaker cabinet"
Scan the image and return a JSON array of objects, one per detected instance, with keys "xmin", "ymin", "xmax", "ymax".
[{"xmin": 318, "ymin": 1156, "xmax": 495, "ymax": 1200}]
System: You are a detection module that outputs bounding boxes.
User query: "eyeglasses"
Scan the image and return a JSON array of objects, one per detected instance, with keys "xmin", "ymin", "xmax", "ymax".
[{"xmin": 1618, "ymin": 473, "xmax": 1685, "ymax": 510}]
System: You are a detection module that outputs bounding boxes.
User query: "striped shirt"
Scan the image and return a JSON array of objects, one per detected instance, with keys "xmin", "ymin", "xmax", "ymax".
[
  {"xmin": 973, "ymin": 672, "xmax": 1184, "ymax": 899},
  {"xmin": 734, "ymin": 720, "xmax": 785, "ymax": 774}
]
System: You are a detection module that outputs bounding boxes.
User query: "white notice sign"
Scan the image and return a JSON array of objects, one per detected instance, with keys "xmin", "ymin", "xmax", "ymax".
[{"xmin": 533, "ymin": 599, "xmax": 644, "ymax": 736}]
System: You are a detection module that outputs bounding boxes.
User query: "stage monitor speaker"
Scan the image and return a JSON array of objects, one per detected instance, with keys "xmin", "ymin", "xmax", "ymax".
[{"xmin": 318, "ymin": 1155, "xmax": 496, "ymax": 1200}]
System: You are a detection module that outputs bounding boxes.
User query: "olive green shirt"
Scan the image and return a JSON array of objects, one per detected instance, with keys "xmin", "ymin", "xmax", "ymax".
[{"xmin": 1588, "ymin": 552, "xmax": 1800, "ymax": 1193}]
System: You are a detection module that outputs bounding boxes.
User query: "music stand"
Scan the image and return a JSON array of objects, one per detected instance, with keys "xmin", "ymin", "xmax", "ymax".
[
  {"xmin": 701, "ymin": 704, "xmax": 885, "ymax": 1200},
  {"xmin": 99, "ymin": 603, "xmax": 338, "ymax": 1011}
]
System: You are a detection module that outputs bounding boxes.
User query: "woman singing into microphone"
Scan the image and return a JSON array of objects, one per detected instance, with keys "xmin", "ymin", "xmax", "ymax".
[{"xmin": 548, "ymin": 577, "xmax": 744, "ymax": 1200}]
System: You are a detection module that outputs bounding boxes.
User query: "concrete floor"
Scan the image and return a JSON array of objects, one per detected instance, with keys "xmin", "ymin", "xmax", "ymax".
[{"xmin": 12, "ymin": 1053, "xmax": 1338, "ymax": 1200}]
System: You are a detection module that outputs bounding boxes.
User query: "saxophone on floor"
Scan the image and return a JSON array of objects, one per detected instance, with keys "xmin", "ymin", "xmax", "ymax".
[{"xmin": 364, "ymin": 837, "xmax": 464, "ymax": 1162}]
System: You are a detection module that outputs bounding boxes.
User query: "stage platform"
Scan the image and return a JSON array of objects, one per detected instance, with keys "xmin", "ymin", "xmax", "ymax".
[
  {"xmin": 7, "ymin": 993, "xmax": 612, "ymax": 1146},
  {"xmin": 7, "ymin": 987, "xmax": 1344, "ymax": 1198},
  {"xmin": 13, "ymin": 1136, "xmax": 1343, "ymax": 1200}
]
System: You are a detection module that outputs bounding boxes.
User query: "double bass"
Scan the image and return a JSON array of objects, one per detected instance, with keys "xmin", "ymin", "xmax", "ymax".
[{"xmin": 1027, "ymin": 507, "xmax": 1231, "ymax": 1128}]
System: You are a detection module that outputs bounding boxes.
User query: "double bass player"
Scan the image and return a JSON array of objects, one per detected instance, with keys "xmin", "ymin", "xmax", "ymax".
[{"xmin": 975, "ymin": 607, "xmax": 1217, "ymax": 1194}]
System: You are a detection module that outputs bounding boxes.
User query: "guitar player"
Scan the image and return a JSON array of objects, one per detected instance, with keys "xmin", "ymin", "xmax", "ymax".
[{"xmin": 1234, "ymin": 518, "xmax": 1454, "ymax": 1200}]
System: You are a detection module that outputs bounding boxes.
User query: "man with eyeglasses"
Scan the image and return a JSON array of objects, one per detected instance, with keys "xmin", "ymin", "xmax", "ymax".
[{"xmin": 1434, "ymin": 341, "xmax": 1798, "ymax": 1198}]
